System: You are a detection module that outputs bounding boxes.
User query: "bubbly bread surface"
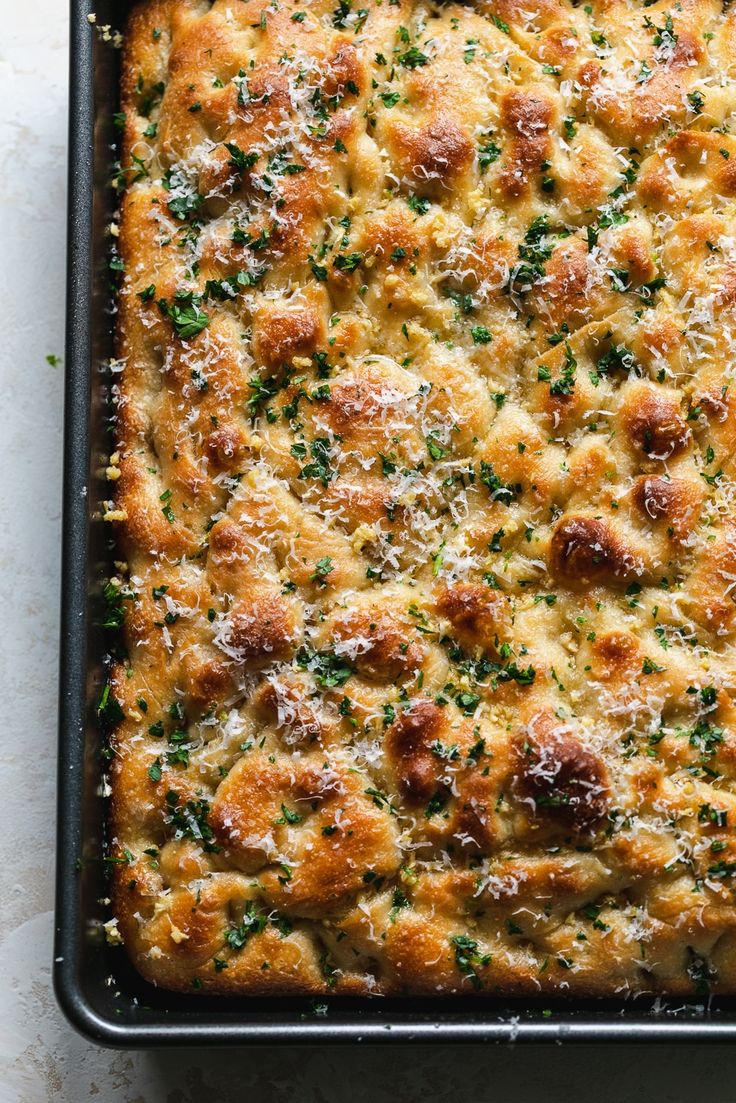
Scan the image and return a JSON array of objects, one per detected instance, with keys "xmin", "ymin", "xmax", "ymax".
[{"xmin": 109, "ymin": 0, "xmax": 736, "ymax": 996}]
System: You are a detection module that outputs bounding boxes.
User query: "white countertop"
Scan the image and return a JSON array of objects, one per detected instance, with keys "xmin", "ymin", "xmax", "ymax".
[{"xmin": 2, "ymin": 3, "xmax": 735, "ymax": 1100}]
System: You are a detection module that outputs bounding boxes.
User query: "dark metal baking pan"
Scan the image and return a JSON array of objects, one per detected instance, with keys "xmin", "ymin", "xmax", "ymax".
[{"xmin": 54, "ymin": 0, "xmax": 736, "ymax": 1046}]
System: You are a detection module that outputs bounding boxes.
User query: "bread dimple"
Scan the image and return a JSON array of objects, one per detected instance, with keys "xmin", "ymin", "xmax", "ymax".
[{"xmin": 108, "ymin": 0, "xmax": 736, "ymax": 997}]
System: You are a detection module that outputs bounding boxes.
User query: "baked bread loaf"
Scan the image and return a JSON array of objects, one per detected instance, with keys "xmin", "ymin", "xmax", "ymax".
[{"xmin": 107, "ymin": 0, "xmax": 736, "ymax": 996}]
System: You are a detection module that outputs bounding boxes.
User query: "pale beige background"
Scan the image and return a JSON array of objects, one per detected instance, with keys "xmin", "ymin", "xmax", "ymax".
[{"xmin": 1, "ymin": 3, "xmax": 735, "ymax": 1099}]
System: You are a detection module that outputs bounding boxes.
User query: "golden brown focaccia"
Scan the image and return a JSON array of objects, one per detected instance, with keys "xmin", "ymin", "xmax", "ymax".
[{"xmin": 106, "ymin": 0, "xmax": 736, "ymax": 996}]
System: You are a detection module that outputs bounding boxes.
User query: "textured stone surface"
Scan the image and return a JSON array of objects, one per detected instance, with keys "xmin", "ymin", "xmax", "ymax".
[{"xmin": 2, "ymin": 3, "xmax": 736, "ymax": 1100}]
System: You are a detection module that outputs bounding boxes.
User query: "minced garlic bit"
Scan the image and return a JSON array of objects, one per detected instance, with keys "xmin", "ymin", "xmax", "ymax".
[
  {"xmin": 103, "ymin": 918, "xmax": 123, "ymax": 946},
  {"xmin": 87, "ymin": 14, "xmax": 123, "ymax": 47},
  {"xmin": 168, "ymin": 921, "xmax": 190, "ymax": 945}
]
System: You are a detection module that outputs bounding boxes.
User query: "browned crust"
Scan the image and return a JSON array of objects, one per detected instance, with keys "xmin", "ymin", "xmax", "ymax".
[{"xmin": 107, "ymin": 0, "xmax": 736, "ymax": 998}]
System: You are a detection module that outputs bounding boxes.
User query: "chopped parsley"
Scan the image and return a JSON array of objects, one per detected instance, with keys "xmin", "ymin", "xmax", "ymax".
[
  {"xmin": 478, "ymin": 137, "xmax": 501, "ymax": 172},
  {"xmin": 407, "ymin": 194, "xmax": 430, "ymax": 215},
  {"xmin": 224, "ymin": 142, "xmax": 259, "ymax": 173},
  {"xmin": 479, "ymin": 461, "xmax": 520, "ymax": 503},
  {"xmin": 158, "ymin": 292, "xmax": 209, "ymax": 339},
  {"xmin": 296, "ymin": 646, "xmax": 354, "ymax": 687},
  {"xmin": 296, "ymin": 436, "xmax": 335, "ymax": 486},
  {"xmin": 165, "ymin": 791, "xmax": 219, "ymax": 851},
  {"xmin": 426, "ymin": 432, "xmax": 447, "ymax": 461},
  {"xmin": 310, "ymin": 556, "xmax": 334, "ymax": 585},
  {"xmin": 226, "ymin": 902, "xmax": 269, "ymax": 949},
  {"xmin": 334, "ymin": 251, "xmax": 364, "ymax": 273},
  {"xmin": 451, "ymin": 934, "xmax": 491, "ymax": 989},
  {"xmin": 398, "ymin": 46, "xmax": 429, "ymax": 68}
]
